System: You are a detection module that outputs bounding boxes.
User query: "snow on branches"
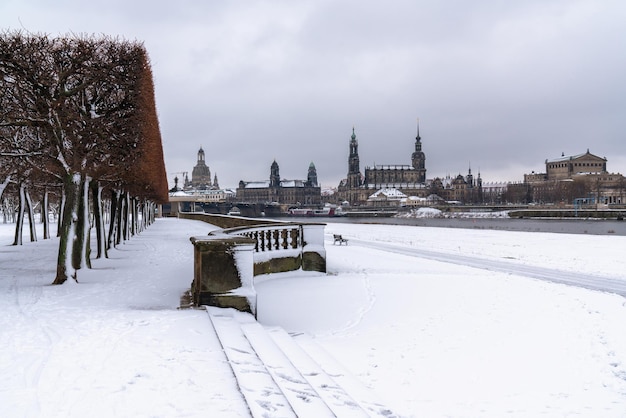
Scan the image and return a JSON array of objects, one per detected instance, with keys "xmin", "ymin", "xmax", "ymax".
[{"xmin": 0, "ymin": 31, "xmax": 168, "ymax": 284}]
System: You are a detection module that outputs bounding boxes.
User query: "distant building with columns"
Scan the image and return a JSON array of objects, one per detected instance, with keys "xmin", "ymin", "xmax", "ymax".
[{"xmin": 521, "ymin": 150, "xmax": 624, "ymax": 205}]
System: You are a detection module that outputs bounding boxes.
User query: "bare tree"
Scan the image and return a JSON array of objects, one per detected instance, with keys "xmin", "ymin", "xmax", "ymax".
[{"xmin": 1, "ymin": 31, "xmax": 168, "ymax": 284}]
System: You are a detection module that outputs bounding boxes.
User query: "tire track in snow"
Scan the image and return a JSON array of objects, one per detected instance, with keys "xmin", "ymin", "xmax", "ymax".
[{"xmin": 352, "ymin": 238, "xmax": 626, "ymax": 297}]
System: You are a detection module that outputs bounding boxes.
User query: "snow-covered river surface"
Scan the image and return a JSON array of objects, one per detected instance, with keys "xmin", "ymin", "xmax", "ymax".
[
  {"xmin": 2, "ymin": 218, "xmax": 626, "ymax": 417},
  {"xmin": 306, "ymin": 214, "xmax": 626, "ymax": 236}
]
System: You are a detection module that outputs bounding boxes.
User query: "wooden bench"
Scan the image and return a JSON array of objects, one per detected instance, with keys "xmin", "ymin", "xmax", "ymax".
[{"xmin": 333, "ymin": 234, "xmax": 348, "ymax": 245}]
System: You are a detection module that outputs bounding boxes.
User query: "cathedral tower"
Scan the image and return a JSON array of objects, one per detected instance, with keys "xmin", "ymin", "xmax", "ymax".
[
  {"xmin": 411, "ymin": 120, "xmax": 426, "ymax": 183},
  {"xmin": 347, "ymin": 127, "xmax": 362, "ymax": 188}
]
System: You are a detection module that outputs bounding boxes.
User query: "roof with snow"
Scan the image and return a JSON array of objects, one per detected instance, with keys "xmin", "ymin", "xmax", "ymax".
[
  {"xmin": 170, "ymin": 190, "xmax": 191, "ymax": 197},
  {"xmin": 242, "ymin": 180, "xmax": 312, "ymax": 189},
  {"xmin": 368, "ymin": 188, "xmax": 407, "ymax": 200},
  {"xmin": 243, "ymin": 181, "xmax": 270, "ymax": 189},
  {"xmin": 280, "ymin": 180, "xmax": 306, "ymax": 188}
]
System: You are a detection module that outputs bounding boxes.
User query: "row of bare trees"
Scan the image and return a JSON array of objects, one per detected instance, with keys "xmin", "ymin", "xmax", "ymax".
[{"xmin": 0, "ymin": 31, "xmax": 168, "ymax": 284}]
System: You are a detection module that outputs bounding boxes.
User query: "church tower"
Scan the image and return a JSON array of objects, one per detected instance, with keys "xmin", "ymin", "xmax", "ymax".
[
  {"xmin": 270, "ymin": 160, "xmax": 281, "ymax": 188},
  {"xmin": 347, "ymin": 127, "xmax": 362, "ymax": 188},
  {"xmin": 411, "ymin": 120, "xmax": 427, "ymax": 183},
  {"xmin": 466, "ymin": 165, "xmax": 474, "ymax": 188},
  {"xmin": 307, "ymin": 162, "xmax": 318, "ymax": 187},
  {"xmin": 191, "ymin": 147, "xmax": 212, "ymax": 189}
]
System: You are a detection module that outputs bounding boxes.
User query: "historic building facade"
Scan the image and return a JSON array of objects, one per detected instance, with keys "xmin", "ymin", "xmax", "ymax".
[
  {"xmin": 522, "ymin": 150, "xmax": 624, "ymax": 205},
  {"xmin": 337, "ymin": 125, "xmax": 482, "ymax": 206},
  {"xmin": 174, "ymin": 147, "xmax": 220, "ymax": 191},
  {"xmin": 237, "ymin": 160, "xmax": 321, "ymax": 206},
  {"xmin": 190, "ymin": 147, "xmax": 216, "ymax": 189}
]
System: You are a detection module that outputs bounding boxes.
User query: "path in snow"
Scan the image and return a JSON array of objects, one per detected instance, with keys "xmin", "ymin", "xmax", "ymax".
[{"xmin": 351, "ymin": 238, "xmax": 626, "ymax": 297}]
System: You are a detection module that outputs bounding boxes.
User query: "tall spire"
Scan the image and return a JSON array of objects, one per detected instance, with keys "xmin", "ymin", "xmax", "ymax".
[
  {"xmin": 411, "ymin": 118, "xmax": 426, "ymax": 182},
  {"xmin": 414, "ymin": 118, "xmax": 422, "ymax": 152},
  {"xmin": 347, "ymin": 127, "xmax": 361, "ymax": 188}
]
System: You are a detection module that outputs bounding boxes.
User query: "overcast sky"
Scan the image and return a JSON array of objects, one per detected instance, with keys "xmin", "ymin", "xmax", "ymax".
[{"xmin": 2, "ymin": 0, "xmax": 625, "ymax": 189}]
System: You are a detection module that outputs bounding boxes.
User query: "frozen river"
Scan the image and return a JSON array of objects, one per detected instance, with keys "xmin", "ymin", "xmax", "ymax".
[{"xmin": 317, "ymin": 216, "xmax": 626, "ymax": 236}]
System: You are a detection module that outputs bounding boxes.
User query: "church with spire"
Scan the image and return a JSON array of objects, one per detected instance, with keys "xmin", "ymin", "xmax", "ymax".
[{"xmin": 337, "ymin": 121, "xmax": 482, "ymax": 205}]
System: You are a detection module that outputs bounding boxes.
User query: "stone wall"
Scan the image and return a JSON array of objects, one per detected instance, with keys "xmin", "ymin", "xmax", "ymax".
[
  {"xmin": 184, "ymin": 212, "xmax": 326, "ymax": 315},
  {"xmin": 179, "ymin": 212, "xmax": 276, "ymax": 229}
]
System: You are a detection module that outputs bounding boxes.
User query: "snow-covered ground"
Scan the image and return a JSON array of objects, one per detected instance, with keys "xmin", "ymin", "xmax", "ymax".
[{"xmin": 1, "ymin": 218, "xmax": 626, "ymax": 417}]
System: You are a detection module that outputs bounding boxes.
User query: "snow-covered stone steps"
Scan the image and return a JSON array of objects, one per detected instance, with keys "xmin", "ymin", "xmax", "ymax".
[
  {"xmin": 239, "ymin": 321, "xmax": 336, "ymax": 417},
  {"xmin": 206, "ymin": 306, "xmax": 397, "ymax": 418},
  {"xmin": 266, "ymin": 327, "xmax": 372, "ymax": 417},
  {"xmin": 206, "ymin": 307, "xmax": 297, "ymax": 417},
  {"xmin": 292, "ymin": 333, "xmax": 397, "ymax": 417}
]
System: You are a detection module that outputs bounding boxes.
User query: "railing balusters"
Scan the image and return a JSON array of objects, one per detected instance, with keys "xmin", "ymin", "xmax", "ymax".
[
  {"xmin": 281, "ymin": 229, "xmax": 288, "ymax": 249},
  {"xmin": 227, "ymin": 224, "xmax": 310, "ymax": 254},
  {"xmin": 265, "ymin": 230, "xmax": 272, "ymax": 251},
  {"xmin": 273, "ymin": 229, "xmax": 279, "ymax": 250},
  {"xmin": 290, "ymin": 228, "xmax": 299, "ymax": 249}
]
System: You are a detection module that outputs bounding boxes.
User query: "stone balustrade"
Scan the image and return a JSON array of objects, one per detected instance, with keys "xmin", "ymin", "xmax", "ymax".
[
  {"xmin": 184, "ymin": 213, "xmax": 326, "ymax": 315},
  {"xmin": 224, "ymin": 222, "xmax": 326, "ymax": 276},
  {"xmin": 231, "ymin": 224, "xmax": 302, "ymax": 252}
]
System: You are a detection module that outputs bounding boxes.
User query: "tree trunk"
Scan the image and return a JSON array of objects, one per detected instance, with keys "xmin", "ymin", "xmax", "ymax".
[
  {"xmin": 144, "ymin": 201, "xmax": 150, "ymax": 226},
  {"xmin": 92, "ymin": 182, "xmax": 107, "ymax": 259},
  {"xmin": 53, "ymin": 173, "xmax": 82, "ymax": 284},
  {"xmin": 122, "ymin": 192, "xmax": 130, "ymax": 241},
  {"xmin": 107, "ymin": 189, "xmax": 118, "ymax": 250},
  {"xmin": 115, "ymin": 191, "xmax": 124, "ymax": 246},
  {"xmin": 150, "ymin": 201, "xmax": 156, "ymax": 224},
  {"xmin": 42, "ymin": 187, "xmax": 50, "ymax": 239},
  {"xmin": 140, "ymin": 200, "xmax": 147, "ymax": 232},
  {"xmin": 131, "ymin": 197, "xmax": 138, "ymax": 236},
  {"xmin": 57, "ymin": 192, "xmax": 65, "ymax": 237},
  {"xmin": 25, "ymin": 188, "xmax": 37, "ymax": 242},
  {"xmin": 12, "ymin": 183, "xmax": 26, "ymax": 246},
  {"xmin": 71, "ymin": 176, "xmax": 91, "ymax": 271},
  {"xmin": 0, "ymin": 175, "xmax": 10, "ymax": 203}
]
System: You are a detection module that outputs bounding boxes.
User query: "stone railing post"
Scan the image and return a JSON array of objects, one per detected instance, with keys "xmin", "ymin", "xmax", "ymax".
[
  {"xmin": 190, "ymin": 235, "xmax": 257, "ymax": 315},
  {"xmin": 300, "ymin": 223, "xmax": 326, "ymax": 272}
]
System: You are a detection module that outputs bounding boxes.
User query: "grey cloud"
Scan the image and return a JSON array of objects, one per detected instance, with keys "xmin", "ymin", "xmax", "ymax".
[{"xmin": 2, "ymin": 0, "xmax": 625, "ymax": 189}]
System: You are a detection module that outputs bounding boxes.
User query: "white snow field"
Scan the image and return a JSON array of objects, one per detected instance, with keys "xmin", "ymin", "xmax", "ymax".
[{"xmin": 1, "ymin": 217, "xmax": 626, "ymax": 417}]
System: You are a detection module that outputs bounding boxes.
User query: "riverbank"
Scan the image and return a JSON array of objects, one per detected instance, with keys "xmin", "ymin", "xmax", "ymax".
[{"xmin": 289, "ymin": 214, "xmax": 626, "ymax": 236}]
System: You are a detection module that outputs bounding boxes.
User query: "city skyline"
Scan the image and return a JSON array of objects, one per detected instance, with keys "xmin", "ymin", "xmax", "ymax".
[{"xmin": 2, "ymin": 1, "xmax": 625, "ymax": 189}]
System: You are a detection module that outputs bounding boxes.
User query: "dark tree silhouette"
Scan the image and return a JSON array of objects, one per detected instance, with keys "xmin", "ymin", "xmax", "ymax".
[{"xmin": 0, "ymin": 31, "xmax": 168, "ymax": 284}]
